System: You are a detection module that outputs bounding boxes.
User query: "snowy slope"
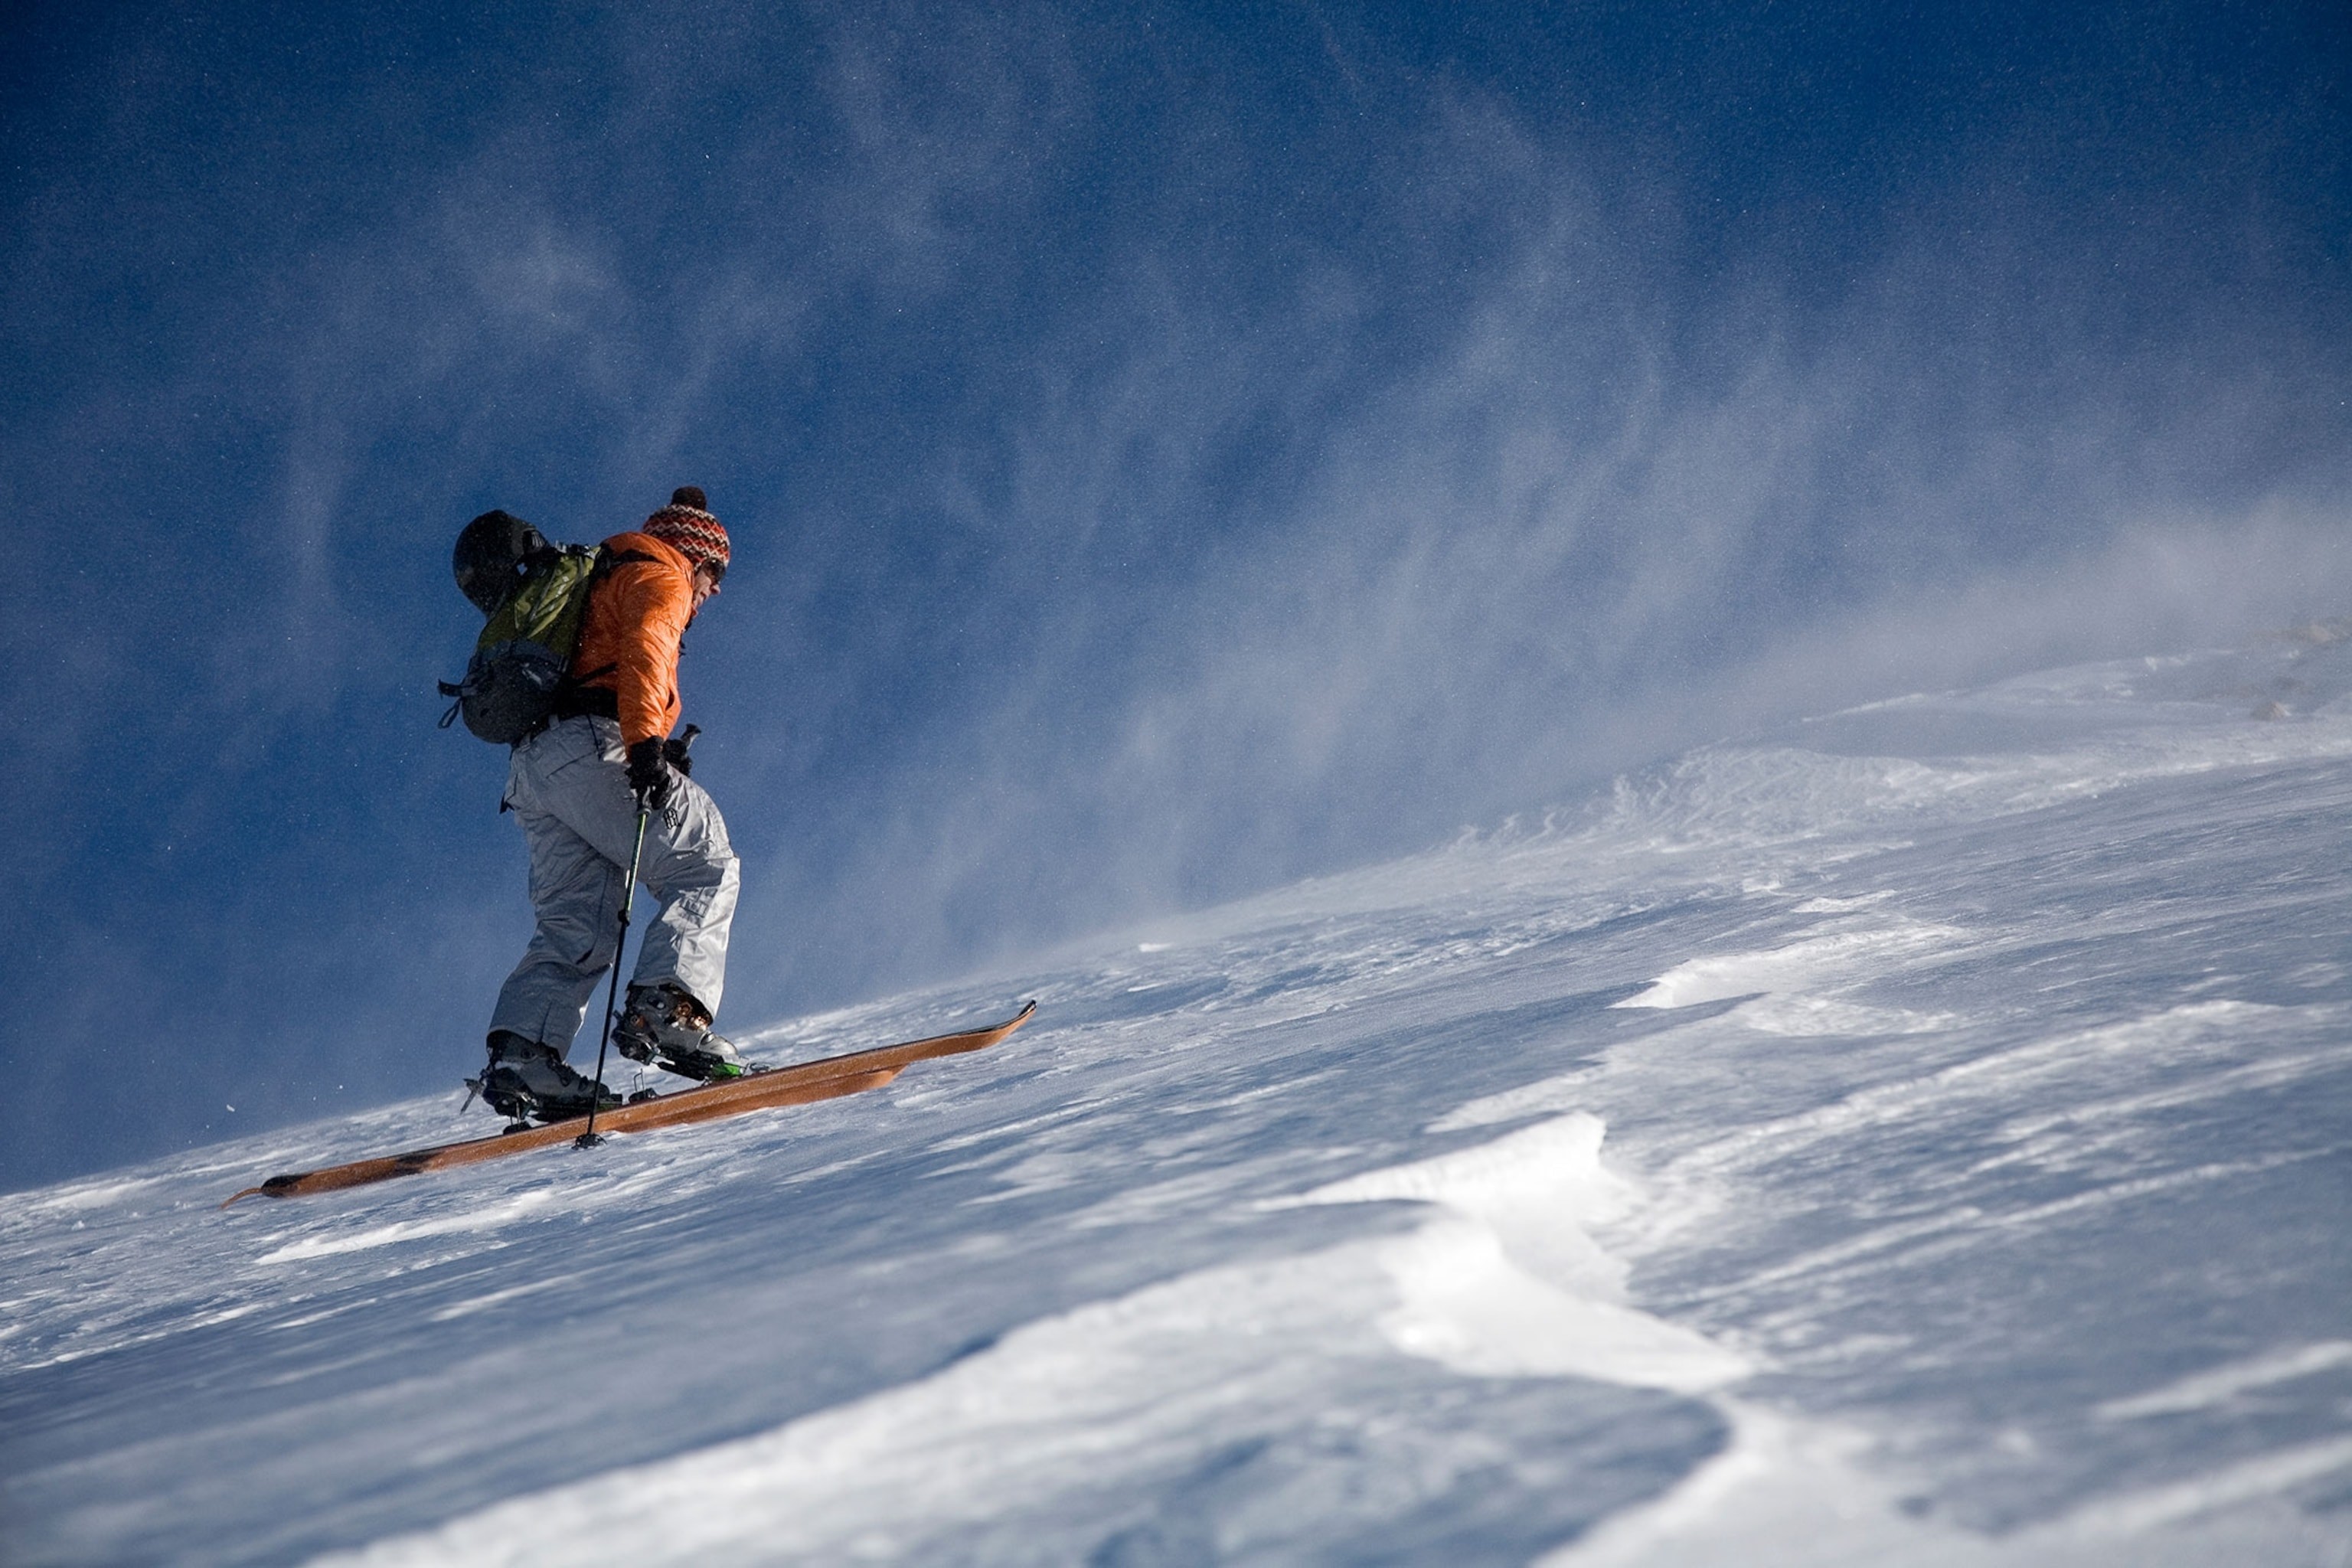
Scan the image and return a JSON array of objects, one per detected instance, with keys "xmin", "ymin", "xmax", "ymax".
[{"xmin": 6, "ymin": 635, "xmax": 2352, "ymax": 1566}]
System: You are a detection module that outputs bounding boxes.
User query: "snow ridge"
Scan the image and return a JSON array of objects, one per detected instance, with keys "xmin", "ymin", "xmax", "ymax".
[{"xmin": 5, "ymin": 641, "xmax": 2351, "ymax": 1565}]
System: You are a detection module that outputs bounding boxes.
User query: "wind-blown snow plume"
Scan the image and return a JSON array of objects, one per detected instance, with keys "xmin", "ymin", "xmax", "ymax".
[{"xmin": 0, "ymin": 2, "xmax": 2346, "ymax": 1186}]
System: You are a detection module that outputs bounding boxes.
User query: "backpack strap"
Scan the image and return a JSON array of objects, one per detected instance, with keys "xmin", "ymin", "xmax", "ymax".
[{"xmin": 547, "ymin": 547, "xmax": 661, "ymax": 717}]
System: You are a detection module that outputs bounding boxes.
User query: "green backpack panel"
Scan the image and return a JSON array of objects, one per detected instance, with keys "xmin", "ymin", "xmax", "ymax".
[{"xmin": 440, "ymin": 544, "xmax": 607, "ymax": 746}]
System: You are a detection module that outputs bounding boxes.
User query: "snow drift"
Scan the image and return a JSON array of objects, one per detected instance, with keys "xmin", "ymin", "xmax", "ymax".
[{"xmin": 6, "ymin": 633, "xmax": 2352, "ymax": 1565}]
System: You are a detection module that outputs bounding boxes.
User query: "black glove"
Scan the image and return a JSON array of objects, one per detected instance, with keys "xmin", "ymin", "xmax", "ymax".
[
  {"xmin": 661, "ymin": 735, "xmax": 694, "ymax": 776},
  {"xmin": 626, "ymin": 738, "xmax": 676, "ymax": 810}
]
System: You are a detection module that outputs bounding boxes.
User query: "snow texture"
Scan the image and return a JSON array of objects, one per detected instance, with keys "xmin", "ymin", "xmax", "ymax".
[{"xmin": 5, "ymin": 635, "xmax": 2352, "ymax": 1565}]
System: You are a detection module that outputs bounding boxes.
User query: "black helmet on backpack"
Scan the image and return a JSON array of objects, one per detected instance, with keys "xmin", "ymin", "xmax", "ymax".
[{"xmin": 453, "ymin": 509, "xmax": 553, "ymax": 614}]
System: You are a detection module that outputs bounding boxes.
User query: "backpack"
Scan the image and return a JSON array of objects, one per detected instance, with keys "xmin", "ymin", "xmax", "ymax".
[{"xmin": 438, "ymin": 510, "xmax": 609, "ymax": 746}]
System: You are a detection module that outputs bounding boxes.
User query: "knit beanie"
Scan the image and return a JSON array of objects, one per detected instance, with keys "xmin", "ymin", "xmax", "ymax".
[{"xmin": 642, "ymin": 486, "xmax": 730, "ymax": 577}]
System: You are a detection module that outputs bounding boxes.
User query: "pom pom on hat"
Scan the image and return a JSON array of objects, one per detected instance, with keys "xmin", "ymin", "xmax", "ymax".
[{"xmin": 643, "ymin": 486, "xmax": 729, "ymax": 576}]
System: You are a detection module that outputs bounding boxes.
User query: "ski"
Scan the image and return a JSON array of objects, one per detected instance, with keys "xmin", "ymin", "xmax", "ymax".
[{"xmin": 223, "ymin": 1001, "xmax": 1037, "ymax": 1206}]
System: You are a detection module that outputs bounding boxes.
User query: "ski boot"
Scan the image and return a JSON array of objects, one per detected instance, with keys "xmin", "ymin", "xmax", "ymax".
[
  {"xmin": 614, "ymin": 983, "xmax": 748, "ymax": 1082},
  {"xmin": 469, "ymin": 1031, "xmax": 621, "ymax": 1124}
]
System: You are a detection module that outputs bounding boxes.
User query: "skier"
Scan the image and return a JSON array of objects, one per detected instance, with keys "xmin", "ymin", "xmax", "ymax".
[{"xmin": 475, "ymin": 486, "xmax": 746, "ymax": 1121}]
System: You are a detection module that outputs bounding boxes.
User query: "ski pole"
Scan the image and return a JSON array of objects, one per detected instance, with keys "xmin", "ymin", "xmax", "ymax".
[{"xmin": 577, "ymin": 803, "xmax": 651, "ymax": 1150}]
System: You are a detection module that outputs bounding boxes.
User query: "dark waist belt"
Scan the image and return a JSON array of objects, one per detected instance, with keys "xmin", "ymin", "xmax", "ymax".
[{"xmin": 551, "ymin": 684, "xmax": 620, "ymax": 721}]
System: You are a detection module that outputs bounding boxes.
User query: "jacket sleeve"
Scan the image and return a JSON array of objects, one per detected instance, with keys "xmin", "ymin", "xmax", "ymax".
[{"xmin": 602, "ymin": 557, "xmax": 692, "ymax": 748}]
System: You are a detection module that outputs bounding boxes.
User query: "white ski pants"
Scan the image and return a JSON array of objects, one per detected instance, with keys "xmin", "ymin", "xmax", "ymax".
[{"xmin": 489, "ymin": 715, "xmax": 740, "ymax": 1055}]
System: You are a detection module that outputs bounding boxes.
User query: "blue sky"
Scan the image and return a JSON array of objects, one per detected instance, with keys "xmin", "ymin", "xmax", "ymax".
[{"xmin": 2, "ymin": 0, "xmax": 2347, "ymax": 1191}]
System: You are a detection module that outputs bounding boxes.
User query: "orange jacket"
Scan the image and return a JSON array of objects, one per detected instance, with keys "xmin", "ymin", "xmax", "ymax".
[{"xmin": 571, "ymin": 531, "xmax": 695, "ymax": 747}]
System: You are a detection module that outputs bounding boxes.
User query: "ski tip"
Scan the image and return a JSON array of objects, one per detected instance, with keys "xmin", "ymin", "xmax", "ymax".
[{"xmin": 222, "ymin": 1171, "xmax": 312, "ymax": 1207}]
